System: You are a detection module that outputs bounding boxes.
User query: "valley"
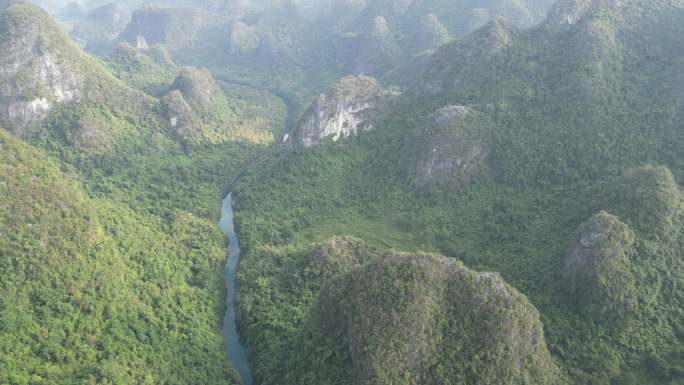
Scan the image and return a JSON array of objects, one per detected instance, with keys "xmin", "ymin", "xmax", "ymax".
[{"xmin": 1, "ymin": 0, "xmax": 683, "ymax": 385}]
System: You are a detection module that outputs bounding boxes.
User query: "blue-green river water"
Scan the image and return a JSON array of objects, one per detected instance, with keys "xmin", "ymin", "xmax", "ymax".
[{"xmin": 219, "ymin": 194, "xmax": 253, "ymax": 385}]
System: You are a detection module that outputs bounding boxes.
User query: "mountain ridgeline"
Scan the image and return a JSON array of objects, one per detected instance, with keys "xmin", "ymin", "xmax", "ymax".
[{"xmin": 0, "ymin": 0, "xmax": 683, "ymax": 385}]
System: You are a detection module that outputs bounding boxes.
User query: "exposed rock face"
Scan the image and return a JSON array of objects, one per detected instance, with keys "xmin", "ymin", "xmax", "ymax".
[
  {"xmin": 134, "ymin": 35, "xmax": 150, "ymax": 50},
  {"xmin": 0, "ymin": 2, "xmax": 84, "ymax": 135},
  {"xmin": 564, "ymin": 211, "xmax": 637, "ymax": 320},
  {"xmin": 295, "ymin": 253, "xmax": 561, "ymax": 385},
  {"xmin": 289, "ymin": 75, "xmax": 382, "ymax": 147},
  {"xmin": 410, "ymin": 105, "xmax": 491, "ymax": 190},
  {"xmin": 543, "ymin": 0, "xmax": 597, "ymax": 28},
  {"xmin": 161, "ymin": 90, "xmax": 202, "ymax": 141}
]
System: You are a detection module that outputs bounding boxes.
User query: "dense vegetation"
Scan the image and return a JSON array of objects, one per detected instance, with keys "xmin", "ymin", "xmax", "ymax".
[
  {"xmin": 0, "ymin": 2, "xmax": 280, "ymax": 384},
  {"xmin": 0, "ymin": 129, "xmax": 239, "ymax": 384},
  {"xmin": 230, "ymin": 1, "xmax": 684, "ymax": 384},
  {"xmin": 293, "ymin": 252, "xmax": 562, "ymax": 385},
  {"xmin": 2, "ymin": 0, "xmax": 684, "ymax": 384}
]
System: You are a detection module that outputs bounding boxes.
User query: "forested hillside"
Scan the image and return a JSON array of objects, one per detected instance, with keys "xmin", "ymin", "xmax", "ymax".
[
  {"xmin": 0, "ymin": 129, "xmax": 239, "ymax": 384},
  {"xmin": 1, "ymin": 0, "xmax": 683, "ymax": 384},
  {"xmin": 0, "ymin": 2, "xmax": 275, "ymax": 383},
  {"xmin": 231, "ymin": 0, "xmax": 684, "ymax": 384}
]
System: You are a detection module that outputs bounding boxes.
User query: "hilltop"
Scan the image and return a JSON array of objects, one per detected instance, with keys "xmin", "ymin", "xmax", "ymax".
[
  {"xmin": 0, "ymin": 2, "xmax": 159, "ymax": 152},
  {"xmin": 232, "ymin": 1, "xmax": 684, "ymax": 384}
]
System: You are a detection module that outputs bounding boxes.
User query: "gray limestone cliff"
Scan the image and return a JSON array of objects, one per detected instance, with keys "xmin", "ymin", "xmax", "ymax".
[
  {"xmin": 0, "ymin": 2, "xmax": 84, "ymax": 135},
  {"xmin": 0, "ymin": 2, "xmax": 154, "ymax": 150},
  {"xmin": 410, "ymin": 105, "xmax": 492, "ymax": 190},
  {"xmin": 288, "ymin": 75, "xmax": 384, "ymax": 147}
]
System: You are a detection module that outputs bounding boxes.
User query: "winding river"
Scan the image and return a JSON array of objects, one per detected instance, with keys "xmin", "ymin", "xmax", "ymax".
[{"xmin": 219, "ymin": 194, "xmax": 253, "ymax": 385}]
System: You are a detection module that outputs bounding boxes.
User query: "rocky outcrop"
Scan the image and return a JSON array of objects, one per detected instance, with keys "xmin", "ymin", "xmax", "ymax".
[
  {"xmin": 564, "ymin": 211, "xmax": 637, "ymax": 320},
  {"xmin": 294, "ymin": 253, "xmax": 561, "ymax": 385},
  {"xmin": 0, "ymin": 2, "xmax": 84, "ymax": 135},
  {"xmin": 288, "ymin": 75, "xmax": 383, "ymax": 147},
  {"xmin": 542, "ymin": 0, "xmax": 597, "ymax": 29},
  {"xmin": 161, "ymin": 90, "xmax": 202, "ymax": 142},
  {"xmin": 410, "ymin": 105, "xmax": 492, "ymax": 190},
  {"xmin": 0, "ymin": 2, "xmax": 160, "ymax": 152}
]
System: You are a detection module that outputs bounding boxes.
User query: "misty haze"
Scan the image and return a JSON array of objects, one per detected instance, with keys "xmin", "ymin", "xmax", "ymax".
[{"xmin": 1, "ymin": 0, "xmax": 683, "ymax": 384}]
